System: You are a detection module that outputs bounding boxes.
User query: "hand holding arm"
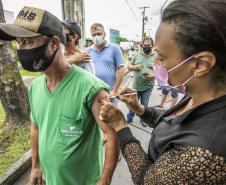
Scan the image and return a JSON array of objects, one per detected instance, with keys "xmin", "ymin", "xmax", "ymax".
[
  {"xmin": 67, "ymin": 52, "xmax": 91, "ymax": 64},
  {"xmin": 143, "ymin": 73, "xmax": 155, "ymax": 80},
  {"xmin": 118, "ymin": 87, "xmax": 145, "ymax": 116},
  {"xmin": 128, "ymin": 64, "xmax": 143, "ymax": 71}
]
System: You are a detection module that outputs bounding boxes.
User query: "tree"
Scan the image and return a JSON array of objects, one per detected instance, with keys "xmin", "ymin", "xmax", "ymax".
[
  {"xmin": 0, "ymin": 1, "xmax": 30, "ymax": 126},
  {"xmin": 61, "ymin": 0, "xmax": 86, "ymax": 48},
  {"xmin": 119, "ymin": 37, "xmax": 129, "ymax": 42}
]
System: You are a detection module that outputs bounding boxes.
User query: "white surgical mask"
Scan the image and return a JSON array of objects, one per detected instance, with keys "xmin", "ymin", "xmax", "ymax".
[{"xmin": 92, "ymin": 35, "xmax": 105, "ymax": 46}]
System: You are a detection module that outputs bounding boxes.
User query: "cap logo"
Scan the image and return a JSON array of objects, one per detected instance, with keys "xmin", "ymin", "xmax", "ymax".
[
  {"xmin": 17, "ymin": 10, "xmax": 36, "ymax": 21},
  {"xmin": 14, "ymin": 6, "xmax": 45, "ymax": 32}
]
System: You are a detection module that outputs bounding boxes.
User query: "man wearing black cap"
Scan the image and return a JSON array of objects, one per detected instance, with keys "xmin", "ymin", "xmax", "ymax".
[
  {"xmin": 62, "ymin": 20, "xmax": 95, "ymax": 74},
  {"xmin": 0, "ymin": 6, "xmax": 118, "ymax": 185}
]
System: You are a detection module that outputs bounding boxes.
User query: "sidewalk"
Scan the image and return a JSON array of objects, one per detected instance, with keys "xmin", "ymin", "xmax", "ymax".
[{"xmin": 22, "ymin": 76, "xmax": 37, "ymax": 87}]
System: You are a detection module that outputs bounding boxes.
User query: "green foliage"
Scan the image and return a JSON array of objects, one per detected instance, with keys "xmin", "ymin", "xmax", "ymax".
[
  {"xmin": 120, "ymin": 37, "xmax": 129, "ymax": 42},
  {"xmin": 0, "ymin": 104, "xmax": 5, "ymax": 129},
  {"xmin": 20, "ymin": 69, "xmax": 41, "ymax": 76},
  {"xmin": 11, "ymin": 41, "xmax": 17, "ymax": 51},
  {"xmin": 11, "ymin": 41, "xmax": 18, "ymax": 60},
  {"xmin": 123, "ymin": 53, "xmax": 128, "ymax": 64},
  {"xmin": 0, "ymin": 124, "xmax": 30, "ymax": 176},
  {"xmin": 0, "ymin": 103, "xmax": 30, "ymax": 177}
]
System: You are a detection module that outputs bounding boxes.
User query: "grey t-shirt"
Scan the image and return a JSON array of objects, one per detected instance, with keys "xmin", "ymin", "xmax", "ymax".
[{"xmin": 77, "ymin": 62, "xmax": 95, "ymax": 75}]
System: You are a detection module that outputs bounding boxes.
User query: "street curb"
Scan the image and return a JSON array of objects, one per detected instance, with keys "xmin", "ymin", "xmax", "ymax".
[{"xmin": 0, "ymin": 150, "xmax": 31, "ymax": 185}]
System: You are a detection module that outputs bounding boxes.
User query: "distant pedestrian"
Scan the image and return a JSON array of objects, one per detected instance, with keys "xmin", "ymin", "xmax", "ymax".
[
  {"xmin": 87, "ymin": 23, "xmax": 125, "ymax": 104},
  {"xmin": 155, "ymin": 86, "xmax": 178, "ymax": 108},
  {"xmin": 126, "ymin": 38, "xmax": 155, "ymax": 126}
]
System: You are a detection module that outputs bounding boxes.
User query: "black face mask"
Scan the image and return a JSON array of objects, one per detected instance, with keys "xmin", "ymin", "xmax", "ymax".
[
  {"xmin": 17, "ymin": 41, "xmax": 58, "ymax": 72},
  {"xmin": 143, "ymin": 47, "xmax": 152, "ymax": 54}
]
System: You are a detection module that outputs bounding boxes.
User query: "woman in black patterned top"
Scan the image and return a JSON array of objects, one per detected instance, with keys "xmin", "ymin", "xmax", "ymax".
[{"xmin": 100, "ymin": 0, "xmax": 226, "ymax": 184}]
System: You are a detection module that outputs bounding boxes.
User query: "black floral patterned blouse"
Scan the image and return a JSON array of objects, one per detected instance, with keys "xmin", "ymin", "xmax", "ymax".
[{"xmin": 117, "ymin": 95, "xmax": 226, "ymax": 184}]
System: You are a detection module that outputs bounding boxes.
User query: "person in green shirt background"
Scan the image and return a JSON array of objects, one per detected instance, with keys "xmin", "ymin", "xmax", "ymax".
[
  {"xmin": 127, "ymin": 38, "xmax": 155, "ymax": 127},
  {"xmin": 0, "ymin": 6, "xmax": 119, "ymax": 185}
]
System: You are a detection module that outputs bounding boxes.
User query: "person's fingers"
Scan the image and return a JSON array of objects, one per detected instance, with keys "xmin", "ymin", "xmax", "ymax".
[
  {"xmin": 32, "ymin": 177, "xmax": 37, "ymax": 185},
  {"xmin": 100, "ymin": 103, "xmax": 119, "ymax": 123},
  {"xmin": 118, "ymin": 87, "xmax": 134, "ymax": 95},
  {"xmin": 102, "ymin": 105, "xmax": 116, "ymax": 118},
  {"xmin": 81, "ymin": 52, "xmax": 90, "ymax": 56},
  {"xmin": 117, "ymin": 88, "xmax": 127, "ymax": 95},
  {"xmin": 102, "ymin": 100, "xmax": 115, "ymax": 107},
  {"xmin": 100, "ymin": 107, "xmax": 111, "ymax": 118},
  {"xmin": 117, "ymin": 95, "xmax": 127, "ymax": 102},
  {"xmin": 118, "ymin": 90, "xmax": 136, "ymax": 101},
  {"xmin": 82, "ymin": 55, "xmax": 91, "ymax": 59},
  {"xmin": 100, "ymin": 107, "xmax": 108, "ymax": 120},
  {"xmin": 30, "ymin": 177, "xmax": 34, "ymax": 185},
  {"xmin": 83, "ymin": 55, "xmax": 91, "ymax": 58},
  {"xmin": 82, "ymin": 58, "xmax": 91, "ymax": 62},
  {"xmin": 82, "ymin": 54, "xmax": 91, "ymax": 58},
  {"xmin": 118, "ymin": 95, "xmax": 132, "ymax": 104},
  {"xmin": 100, "ymin": 103, "xmax": 109, "ymax": 113},
  {"xmin": 99, "ymin": 114, "xmax": 104, "ymax": 121},
  {"xmin": 38, "ymin": 176, "xmax": 42, "ymax": 185},
  {"xmin": 100, "ymin": 111, "xmax": 111, "ymax": 122},
  {"xmin": 100, "ymin": 107, "xmax": 110, "ymax": 119},
  {"xmin": 83, "ymin": 58, "xmax": 91, "ymax": 62}
]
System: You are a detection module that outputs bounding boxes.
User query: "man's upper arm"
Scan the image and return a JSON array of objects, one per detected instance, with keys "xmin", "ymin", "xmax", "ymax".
[
  {"xmin": 114, "ymin": 45, "xmax": 124, "ymax": 69},
  {"xmin": 91, "ymin": 90, "xmax": 112, "ymax": 132}
]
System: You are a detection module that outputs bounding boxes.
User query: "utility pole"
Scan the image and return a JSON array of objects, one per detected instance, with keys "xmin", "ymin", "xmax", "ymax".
[
  {"xmin": 139, "ymin": 6, "xmax": 150, "ymax": 41},
  {"xmin": 145, "ymin": 29, "xmax": 152, "ymax": 37},
  {"xmin": 61, "ymin": 0, "xmax": 86, "ymax": 48},
  {"xmin": 136, "ymin": 35, "xmax": 139, "ymax": 42}
]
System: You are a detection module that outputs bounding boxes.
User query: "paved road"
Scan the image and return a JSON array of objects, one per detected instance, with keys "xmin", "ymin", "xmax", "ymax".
[{"xmin": 22, "ymin": 76, "xmax": 37, "ymax": 87}]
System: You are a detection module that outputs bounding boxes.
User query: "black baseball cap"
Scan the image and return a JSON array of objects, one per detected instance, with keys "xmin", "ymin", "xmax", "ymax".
[
  {"xmin": 62, "ymin": 20, "xmax": 81, "ymax": 39},
  {"xmin": 0, "ymin": 6, "xmax": 66, "ymax": 45}
]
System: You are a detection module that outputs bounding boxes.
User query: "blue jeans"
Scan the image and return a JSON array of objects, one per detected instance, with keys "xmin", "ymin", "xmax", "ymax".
[
  {"xmin": 161, "ymin": 86, "xmax": 178, "ymax": 98},
  {"xmin": 127, "ymin": 87, "xmax": 153, "ymax": 121}
]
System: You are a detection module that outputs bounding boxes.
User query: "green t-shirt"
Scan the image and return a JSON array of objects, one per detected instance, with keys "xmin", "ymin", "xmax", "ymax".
[
  {"xmin": 28, "ymin": 66, "xmax": 109, "ymax": 185},
  {"xmin": 131, "ymin": 51, "xmax": 155, "ymax": 91}
]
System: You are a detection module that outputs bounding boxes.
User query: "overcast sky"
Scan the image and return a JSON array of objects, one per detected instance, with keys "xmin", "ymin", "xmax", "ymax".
[{"xmin": 2, "ymin": 0, "xmax": 174, "ymax": 41}]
